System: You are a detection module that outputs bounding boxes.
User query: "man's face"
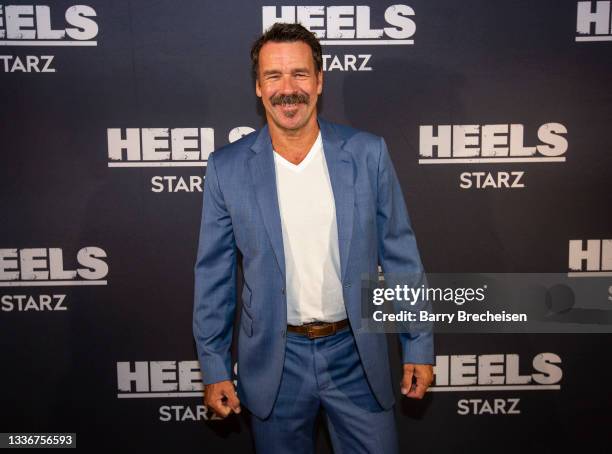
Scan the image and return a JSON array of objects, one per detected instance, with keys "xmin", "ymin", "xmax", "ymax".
[{"xmin": 255, "ymin": 41, "xmax": 323, "ymax": 132}]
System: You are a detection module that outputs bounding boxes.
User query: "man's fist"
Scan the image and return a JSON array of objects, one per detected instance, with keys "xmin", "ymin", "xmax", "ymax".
[
  {"xmin": 204, "ymin": 380, "xmax": 241, "ymax": 418},
  {"xmin": 401, "ymin": 363, "xmax": 433, "ymax": 399}
]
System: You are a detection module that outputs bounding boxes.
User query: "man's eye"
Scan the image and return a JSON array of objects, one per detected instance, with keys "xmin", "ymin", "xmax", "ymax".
[{"xmin": 295, "ymin": 73, "xmax": 308, "ymax": 78}]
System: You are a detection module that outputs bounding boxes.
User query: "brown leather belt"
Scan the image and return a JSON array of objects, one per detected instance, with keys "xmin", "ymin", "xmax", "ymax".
[{"xmin": 287, "ymin": 319, "xmax": 349, "ymax": 339}]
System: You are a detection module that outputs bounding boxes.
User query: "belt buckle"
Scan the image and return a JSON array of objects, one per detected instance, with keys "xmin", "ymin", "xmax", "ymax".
[
  {"xmin": 306, "ymin": 324, "xmax": 317, "ymax": 339},
  {"xmin": 306, "ymin": 322, "xmax": 334, "ymax": 339}
]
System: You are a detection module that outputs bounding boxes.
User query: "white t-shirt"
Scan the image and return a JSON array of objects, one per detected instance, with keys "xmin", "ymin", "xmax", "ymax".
[{"xmin": 273, "ymin": 132, "xmax": 347, "ymax": 326}]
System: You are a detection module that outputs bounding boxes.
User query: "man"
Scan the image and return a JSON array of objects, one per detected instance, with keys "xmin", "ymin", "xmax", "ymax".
[{"xmin": 193, "ymin": 23, "xmax": 433, "ymax": 453}]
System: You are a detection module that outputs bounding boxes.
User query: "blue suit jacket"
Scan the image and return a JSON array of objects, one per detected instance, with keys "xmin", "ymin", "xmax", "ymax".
[{"xmin": 193, "ymin": 117, "xmax": 433, "ymax": 419}]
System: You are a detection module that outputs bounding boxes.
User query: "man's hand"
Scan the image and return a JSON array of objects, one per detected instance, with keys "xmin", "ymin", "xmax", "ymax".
[
  {"xmin": 401, "ymin": 363, "xmax": 433, "ymax": 399},
  {"xmin": 204, "ymin": 380, "xmax": 241, "ymax": 418}
]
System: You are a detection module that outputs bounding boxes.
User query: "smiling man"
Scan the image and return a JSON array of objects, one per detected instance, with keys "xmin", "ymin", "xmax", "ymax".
[{"xmin": 193, "ymin": 23, "xmax": 433, "ymax": 453}]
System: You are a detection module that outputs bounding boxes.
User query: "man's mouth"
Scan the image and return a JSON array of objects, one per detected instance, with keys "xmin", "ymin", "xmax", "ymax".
[{"xmin": 278, "ymin": 103, "xmax": 299, "ymax": 118}]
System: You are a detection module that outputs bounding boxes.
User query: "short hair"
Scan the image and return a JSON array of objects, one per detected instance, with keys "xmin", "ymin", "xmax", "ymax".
[{"xmin": 250, "ymin": 22, "xmax": 323, "ymax": 79}]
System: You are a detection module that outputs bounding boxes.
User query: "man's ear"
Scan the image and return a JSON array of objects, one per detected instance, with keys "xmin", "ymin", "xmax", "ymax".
[
  {"xmin": 255, "ymin": 78, "xmax": 262, "ymax": 98},
  {"xmin": 317, "ymin": 70, "xmax": 323, "ymax": 95}
]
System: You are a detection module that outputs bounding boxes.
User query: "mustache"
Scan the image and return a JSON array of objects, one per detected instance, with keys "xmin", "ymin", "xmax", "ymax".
[{"xmin": 270, "ymin": 93, "xmax": 310, "ymax": 106}]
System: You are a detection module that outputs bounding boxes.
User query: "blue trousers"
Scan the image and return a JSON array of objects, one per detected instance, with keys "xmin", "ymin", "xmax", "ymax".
[{"xmin": 250, "ymin": 326, "xmax": 398, "ymax": 454}]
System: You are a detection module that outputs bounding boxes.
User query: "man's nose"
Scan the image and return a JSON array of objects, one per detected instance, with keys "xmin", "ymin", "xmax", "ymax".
[{"xmin": 279, "ymin": 75, "xmax": 298, "ymax": 94}]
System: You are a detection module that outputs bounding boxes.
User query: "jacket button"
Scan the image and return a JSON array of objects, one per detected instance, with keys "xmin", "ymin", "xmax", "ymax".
[
  {"xmin": 281, "ymin": 287, "xmax": 285, "ymax": 295},
  {"xmin": 281, "ymin": 329, "xmax": 286, "ymax": 338}
]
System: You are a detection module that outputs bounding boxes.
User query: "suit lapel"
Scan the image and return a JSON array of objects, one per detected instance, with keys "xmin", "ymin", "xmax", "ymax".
[
  {"xmin": 319, "ymin": 119, "xmax": 355, "ymax": 283},
  {"xmin": 248, "ymin": 125, "xmax": 286, "ymax": 281}
]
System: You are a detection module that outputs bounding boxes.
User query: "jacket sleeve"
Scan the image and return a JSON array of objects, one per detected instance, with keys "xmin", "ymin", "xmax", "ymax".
[
  {"xmin": 193, "ymin": 152, "xmax": 237, "ymax": 384},
  {"xmin": 376, "ymin": 137, "xmax": 434, "ymax": 365}
]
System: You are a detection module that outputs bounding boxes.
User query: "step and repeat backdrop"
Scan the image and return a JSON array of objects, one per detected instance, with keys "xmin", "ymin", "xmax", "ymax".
[{"xmin": 1, "ymin": 0, "xmax": 611, "ymax": 452}]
